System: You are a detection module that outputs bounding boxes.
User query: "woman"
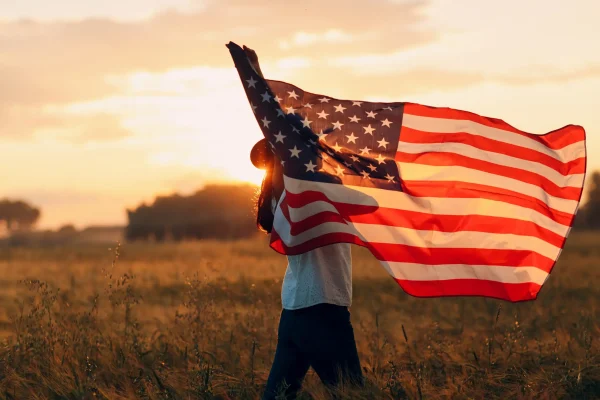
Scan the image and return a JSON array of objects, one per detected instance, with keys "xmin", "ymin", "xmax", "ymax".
[{"xmin": 244, "ymin": 47, "xmax": 364, "ymax": 400}]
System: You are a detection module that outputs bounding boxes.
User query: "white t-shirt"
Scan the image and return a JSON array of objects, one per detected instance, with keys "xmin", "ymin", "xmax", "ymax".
[{"xmin": 281, "ymin": 243, "xmax": 353, "ymax": 310}]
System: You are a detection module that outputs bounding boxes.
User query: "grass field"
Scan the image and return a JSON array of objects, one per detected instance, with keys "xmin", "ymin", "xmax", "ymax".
[{"xmin": 0, "ymin": 232, "xmax": 598, "ymax": 399}]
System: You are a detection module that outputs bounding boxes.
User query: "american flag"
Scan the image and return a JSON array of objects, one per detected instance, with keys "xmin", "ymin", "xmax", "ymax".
[{"xmin": 227, "ymin": 42, "xmax": 586, "ymax": 302}]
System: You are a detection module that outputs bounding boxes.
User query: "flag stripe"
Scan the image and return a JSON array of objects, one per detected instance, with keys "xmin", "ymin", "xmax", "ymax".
[
  {"xmin": 395, "ymin": 151, "xmax": 581, "ymax": 201},
  {"xmin": 396, "ymin": 141, "xmax": 584, "ymax": 189},
  {"xmin": 384, "ymin": 262, "xmax": 548, "ymax": 285},
  {"xmin": 283, "ymin": 176, "xmax": 572, "ymax": 235},
  {"xmin": 397, "ymin": 162, "xmax": 579, "ymax": 213},
  {"xmin": 404, "ymin": 103, "xmax": 586, "ymax": 150},
  {"xmin": 402, "ymin": 113, "xmax": 585, "ymax": 163},
  {"xmin": 399, "ymin": 127, "xmax": 586, "ymax": 176},
  {"xmin": 393, "ymin": 279, "xmax": 541, "ymax": 301},
  {"xmin": 286, "ymin": 215, "xmax": 561, "ymax": 261},
  {"xmin": 284, "ymin": 199, "xmax": 566, "ymax": 248},
  {"xmin": 402, "ymin": 180, "xmax": 574, "ymax": 227}
]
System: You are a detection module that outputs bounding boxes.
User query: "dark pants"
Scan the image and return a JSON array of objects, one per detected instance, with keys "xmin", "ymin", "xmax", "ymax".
[{"xmin": 263, "ymin": 303, "xmax": 363, "ymax": 400}]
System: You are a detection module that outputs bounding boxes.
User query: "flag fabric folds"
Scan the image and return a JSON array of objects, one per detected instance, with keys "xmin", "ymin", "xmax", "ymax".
[{"xmin": 227, "ymin": 41, "xmax": 586, "ymax": 302}]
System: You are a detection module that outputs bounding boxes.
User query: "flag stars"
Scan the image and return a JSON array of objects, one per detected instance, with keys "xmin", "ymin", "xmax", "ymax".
[
  {"xmin": 377, "ymin": 137, "xmax": 389, "ymax": 148},
  {"xmin": 366, "ymin": 110, "xmax": 377, "ymax": 118},
  {"xmin": 359, "ymin": 146, "xmax": 371, "ymax": 155},
  {"xmin": 334, "ymin": 165, "xmax": 345, "ymax": 176},
  {"xmin": 302, "ymin": 117, "xmax": 312, "ymax": 128},
  {"xmin": 319, "ymin": 97, "xmax": 331, "ymax": 103},
  {"xmin": 384, "ymin": 106, "xmax": 393, "ymax": 111},
  {"xmin": 261, "ymin": 117, "xmax": 271, "ymax": 128},
  {"xmin": 250, "ymin": 102, "xmax": 257, "ymax": 114},
  {"xmin": 363, "ymin": 124, "xmax": 375, "ymax": 135},
  {"xmin": 304, "ymin": 160, "xmax": 317, "ymax": 172},
  {"xmin": 317, "ymin": 130, "xmax": 327, "ymax": 140},
  {"xmin": 332, "ymin": 121, "xmax": 344, "ymax": 130},
  {"xmin": 349, "ymin": 115, "xmax": 360, "ymax": 123},
  {"xmin": 289, "ymin": 146, "xmax": 302, "ymax": 158},
  {"xmin": 385, "ymin": 173, "xmax": 395, "ymax": 182},
  {"xmin": 246, "ymin": 76, "xmax": 257, "ymax": 88},
  {"xmin": 332, "ymin": 142, "xmax": 342, "ymax": 152},
  {"xmin": 360, "ymin": 170, "xmax": 371, "ymax": 179},
  {"xmin": 285, "ymin": 105, "xmax": 296, "ymax": 114},
  {"xmin": 276, "ymin": 108, "xmax": 285, "ymax": 118},
  {"xmin": 381, "ymin": 118, "xmax": 392, "ymax": 127},
  {"xmin": 375, "ymin": 154, "xmax": 387, "ymax": 164},
  {"xmin": 345, "ymin": 133, "xmax": 358, "ymax": 144},
  {"xmin": 350, "ymin": 155, "xmax": 359, "ymax": 163},
  {"xmin": 317, "ymin": 110, "xmax": 329, "ymax": 119},
  {"xmin": 288, "ymin": 90, "xmax": 299, "ymax": 99},
  {"xmin": 367, "ymin": 164, "xmax": 377, "ymax": 172},
  {"xmin": 261, "ymin": 91, "xmax": 272, "ymax": 102},
  {"xmin": 274, "ymin": 94, "xmax": 283, "ymax": 103},
  {"xmin": 274, "ymin": 131, "xmax": 286, "ymax": 143},
  {"xmin": 334, "ymin": 104, "xmax": 347, "ymax": 113},
  {"xmin": 352, "ymin": 101, "xmax": 363, "ymax": 107},
  {"xmin": 304, "ymin": 103, "xmax": 312, "ymax": 109}
]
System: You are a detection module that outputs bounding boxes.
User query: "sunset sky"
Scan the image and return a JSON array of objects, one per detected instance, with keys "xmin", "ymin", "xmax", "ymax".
[{"xmin": 1, "ymin": 0, "xmax": 598, "ymax": 229}]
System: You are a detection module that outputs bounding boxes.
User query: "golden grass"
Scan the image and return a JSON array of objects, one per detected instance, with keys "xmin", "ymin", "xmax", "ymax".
[{"xmin": 0, "ymin": 232, "xmax": 598, "ymax": 399}]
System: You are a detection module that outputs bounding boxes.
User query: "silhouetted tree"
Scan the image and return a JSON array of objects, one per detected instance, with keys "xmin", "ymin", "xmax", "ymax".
[
  {"xmin": 125, "ymin": 184, "xmax": 259, "ymax": 241},
  {"xmin": 574, "ymin": 171, "xmax": 600, "ymax": 229},
  {"xmin": 0, "ymin": 199, "xmax": 41, "ymax": 231}
]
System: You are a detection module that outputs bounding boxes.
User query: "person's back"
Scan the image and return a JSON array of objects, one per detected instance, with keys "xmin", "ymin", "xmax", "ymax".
[{"xmin": 282, "ymin": 243, "xmax": 352, "ymax": 310}]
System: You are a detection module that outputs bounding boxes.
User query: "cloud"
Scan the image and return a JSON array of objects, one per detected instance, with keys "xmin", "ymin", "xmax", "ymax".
[
  {"xmin": 279, "ymin": 29, "xmax": 377, "ymax": 50},
  {"xmin": 0, "ymin": 0, "xmax": 434, "ymax": 142},
  {"xmin": 0, "ymin": 105, "xmax": 132, "ymax": 142}
]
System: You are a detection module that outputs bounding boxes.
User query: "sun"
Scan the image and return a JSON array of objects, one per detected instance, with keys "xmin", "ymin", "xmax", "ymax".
[{"xmin": 227, "ymin": 166, "xmax": 266, "ymax": 186}]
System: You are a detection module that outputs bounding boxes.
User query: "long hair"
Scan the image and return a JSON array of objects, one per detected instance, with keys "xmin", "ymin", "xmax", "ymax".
[{"xmin": 255, "ymin": 157, "xmax": 275, "ymax": 233}]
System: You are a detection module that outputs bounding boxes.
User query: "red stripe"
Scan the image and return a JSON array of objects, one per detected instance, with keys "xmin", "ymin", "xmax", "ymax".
[
  {"xmin": 395, "ymin": 151, "xmax": 582, "ymax": 201},
  {"xmin": 284, "ymin": 192, "xmax": 565, "ymax": 247},
  {"xmin": 394, "ymin": 278, "xmax": 542, "ymax": 302},
  {"xmin": 270, "ymin": 231, "xmax": 366, "ymax": 255},
  {"xmin": 366, "ymin": 243, "xmax": 554, "ymax": 272},
  {"xmin": 404, "ymin": 103, "xmax": 586, "ymax": 150},
  {"xmin": 402, "ymin": 180, "xmax": 574, "ymax": 226},
  {"xmin": 400, "ymin": 127, "xmax": 586, "ymax": 175}
]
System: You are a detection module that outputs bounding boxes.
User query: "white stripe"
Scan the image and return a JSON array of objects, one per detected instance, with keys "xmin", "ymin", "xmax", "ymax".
[
  {"xmin": 402, "ymin": 113, "xmax": 585, "ymax": 163},
  {"xmin": 283, "ymin": 176, "xmax": 571, "ymax": 237},
  {"xmin": 288, "ymin": 200, "xmax": 338, "ymax": 222},
  {"xmin": 397, "ymin": 141, "xmax": 585, "ymax": 188},
  {"xmin": 284, "ymin": 204, "xmax": 560, "ymax": 260},
  {"xmin": 397, "ymin": 162, "xmax": 578, "ymax": 214},
  {"xmin": 382, "ymin": 262, "xmax": 549, "ymax": 285}
]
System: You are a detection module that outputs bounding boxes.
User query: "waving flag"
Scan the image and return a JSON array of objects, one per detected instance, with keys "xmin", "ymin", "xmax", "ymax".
[{"xmin": 227, "ymin": 42, "xmax": 586, "ymax": 302}]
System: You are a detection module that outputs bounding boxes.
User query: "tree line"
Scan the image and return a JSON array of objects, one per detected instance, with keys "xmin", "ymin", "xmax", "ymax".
[{"xmin": 3, "ymin": 171, "xmax": 600, "ymax": 241}]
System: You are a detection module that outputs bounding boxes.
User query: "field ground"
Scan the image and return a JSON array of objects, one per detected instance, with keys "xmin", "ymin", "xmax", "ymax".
[{"xmin": 0, "ymin": 232, "xmax": 598, "ymax": 399}]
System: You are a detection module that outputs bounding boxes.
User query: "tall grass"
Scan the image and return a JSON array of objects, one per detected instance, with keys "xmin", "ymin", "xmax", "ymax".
[{"xmin": 0, "ymin": 233, "xmax": 597, "ymax": 399}]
